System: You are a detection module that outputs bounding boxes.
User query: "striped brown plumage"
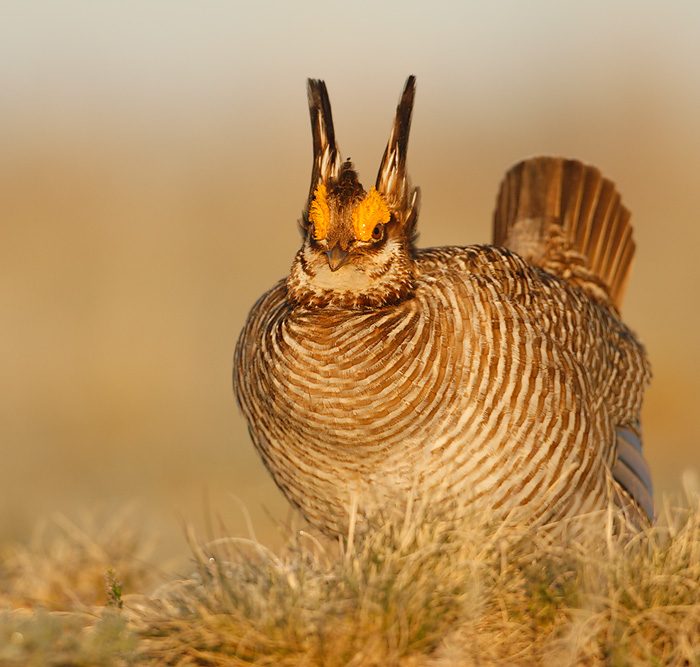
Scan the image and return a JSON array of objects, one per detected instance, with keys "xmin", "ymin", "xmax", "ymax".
[{"xmin": 234, "ymin": 77, "xmax": 652, "ymax": 537}]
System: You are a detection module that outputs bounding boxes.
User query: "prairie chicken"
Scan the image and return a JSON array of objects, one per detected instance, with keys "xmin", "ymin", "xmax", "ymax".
[{"xmin": 234, "ymin": 76, "xmax": 653, "ymax": 537}]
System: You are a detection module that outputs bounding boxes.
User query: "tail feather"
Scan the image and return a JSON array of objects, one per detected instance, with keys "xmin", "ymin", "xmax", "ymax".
[{"xmin": 493, "ymin": 157, "xmax": 635, "ymax": 310}]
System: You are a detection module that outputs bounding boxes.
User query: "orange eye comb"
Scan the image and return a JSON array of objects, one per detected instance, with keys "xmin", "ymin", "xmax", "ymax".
[
  {"xmin": 308, "ymin": 183, "xmax": 330, "ymax": 240},
  {"xmin": 352, "ymin": 187, "xmax": 390, "ymax": 241}
]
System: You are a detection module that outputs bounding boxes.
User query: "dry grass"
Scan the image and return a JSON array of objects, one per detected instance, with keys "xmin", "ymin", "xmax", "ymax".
[
  {"xmin": 0, "ymin": 508, "xmax": 155, "ymax": 666},
  {"xmin": 1, "ymin": 494, "xmax": 700, "ymax": 666}
]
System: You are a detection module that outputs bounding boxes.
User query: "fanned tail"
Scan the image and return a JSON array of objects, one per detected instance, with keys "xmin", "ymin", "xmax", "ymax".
[{"xmin": 493, "ymin": 157, "xmax": 635, "ymax": 311}]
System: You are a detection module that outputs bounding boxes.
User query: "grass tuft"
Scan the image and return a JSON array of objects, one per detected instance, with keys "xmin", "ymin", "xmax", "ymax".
[
  {"xmin": 0, "ymin": 507, "xmax": 156, "ymax": 611},
  {"xmin": 132, "ymin": 494, "xmax": 700, "ymax": 666},
  {"xmin": 2, "ymin": 494, "xmax": 700, "ymax": 665}
]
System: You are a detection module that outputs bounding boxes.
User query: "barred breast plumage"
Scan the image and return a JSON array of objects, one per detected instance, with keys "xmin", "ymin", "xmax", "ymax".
[{"xmin": 234, "ymin": 76, "xmax": 652, "ymax": 537}]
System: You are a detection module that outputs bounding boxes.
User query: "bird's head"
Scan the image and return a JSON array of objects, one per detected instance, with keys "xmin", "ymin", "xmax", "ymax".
[{"xmin": 287, "ymin": 77, "xmax": 420, "ymax": 310}]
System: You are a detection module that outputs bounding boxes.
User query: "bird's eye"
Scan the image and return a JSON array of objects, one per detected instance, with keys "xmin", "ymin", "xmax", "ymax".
[{"xmin": 371, "ymin": 222, "xmax": 384, "ymax": 240}]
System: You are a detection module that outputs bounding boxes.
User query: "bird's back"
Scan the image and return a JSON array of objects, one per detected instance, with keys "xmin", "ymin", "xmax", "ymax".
[{"xmin": 492, "ymin": 157, "xmax": 652, "ymax": 521}]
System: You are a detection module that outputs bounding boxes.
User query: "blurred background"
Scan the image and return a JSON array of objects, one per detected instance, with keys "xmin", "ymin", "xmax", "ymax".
[{"xmin": 2, "ymin": 1, "xmax": 699, "ymax": 559}]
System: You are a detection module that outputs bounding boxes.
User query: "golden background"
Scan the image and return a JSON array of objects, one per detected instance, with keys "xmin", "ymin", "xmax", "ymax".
[{"xmin": 2, "ymin": 2, "xmax": 698, "ymax": 555}]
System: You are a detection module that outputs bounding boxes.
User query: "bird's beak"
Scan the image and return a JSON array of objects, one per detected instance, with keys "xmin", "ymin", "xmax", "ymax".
[{"xmin": 327, "ymin": 245, "xmax": 350, "ymax": 271}]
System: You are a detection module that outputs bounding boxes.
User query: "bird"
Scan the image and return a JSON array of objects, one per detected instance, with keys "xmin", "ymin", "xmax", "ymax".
[{"xmin": 233, "ymin": 76, "xmax": 653, "ymax": 537}]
